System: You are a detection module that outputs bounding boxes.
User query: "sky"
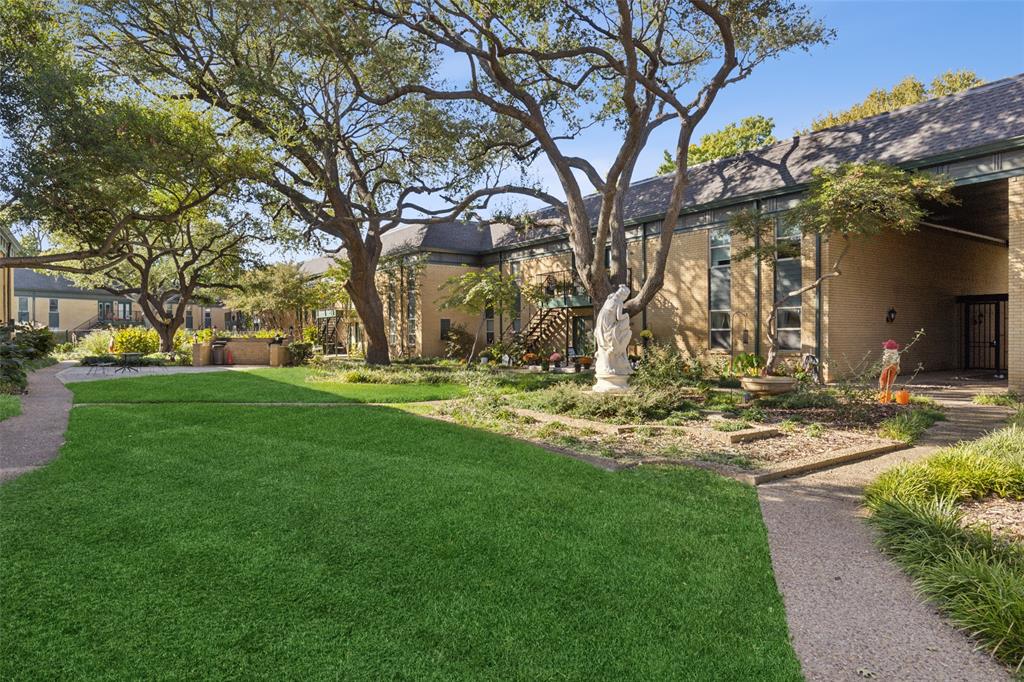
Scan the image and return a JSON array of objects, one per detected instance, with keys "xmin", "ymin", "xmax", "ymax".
[{"xmin": 508, "ymin": 0, "xmax": 1024, "ymax": 206}]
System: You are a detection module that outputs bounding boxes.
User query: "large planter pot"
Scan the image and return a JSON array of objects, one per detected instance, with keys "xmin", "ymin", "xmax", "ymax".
[{"xmin": 740, "ymin": 375, "xmax": 798, "ymax": 397}]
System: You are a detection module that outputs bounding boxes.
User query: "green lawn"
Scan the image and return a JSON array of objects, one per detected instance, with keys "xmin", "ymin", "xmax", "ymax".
[
  {"xmin": 1, "ymin": 383, "xmax": 800, "ymax": 680},
  {"xmin": 0, "ymin": 394, "xmax": 20, "ymax": 422},
  {"xmin": 68, "ymin": 367, "xmax": 468, "ymax": 403}
]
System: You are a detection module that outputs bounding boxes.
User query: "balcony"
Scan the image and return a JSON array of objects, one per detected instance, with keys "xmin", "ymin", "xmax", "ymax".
[{"xmin": 534, "ymin": 269, "xmax": 632, "ymax": 309}]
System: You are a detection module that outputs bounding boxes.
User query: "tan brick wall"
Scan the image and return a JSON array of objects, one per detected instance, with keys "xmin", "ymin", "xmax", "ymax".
[
  {"xmin": 825, "ymin": 228, "xmax": 1008, "ymax": 380},
  {"xmin": 1009, "ymin": 176, "xmax": 1024, "ymax": 392},
  {"xmin": 418, "ymin": 263, "xmax": 482, "ymax": 358}
]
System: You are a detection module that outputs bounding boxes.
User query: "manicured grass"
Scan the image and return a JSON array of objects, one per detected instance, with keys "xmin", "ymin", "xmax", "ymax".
[
  {"xmin": 0, "ymin": 394, "xmax": 20, "ymax": 422},
  {"xmin": 1, "ymin": 401, "xmax": 800, "ymax": 679},
  {"xmin": 67, "ymin": 367, "xmax": 468, "ymax": 404},
  {"xmin": 865, "ymin": 427, "xmax": 1024, "ymax": 672}
]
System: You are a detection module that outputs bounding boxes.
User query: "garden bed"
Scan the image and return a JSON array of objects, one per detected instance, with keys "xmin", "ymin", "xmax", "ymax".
[{"xmin": 960, "ymin": 496, "xmax": 1024, "ymax": 544}]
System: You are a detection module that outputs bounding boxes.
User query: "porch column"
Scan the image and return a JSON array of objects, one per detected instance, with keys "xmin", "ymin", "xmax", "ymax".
[{"xmin": 1009, "ymin": 176, "xmax": 1024, "ymax": 393}]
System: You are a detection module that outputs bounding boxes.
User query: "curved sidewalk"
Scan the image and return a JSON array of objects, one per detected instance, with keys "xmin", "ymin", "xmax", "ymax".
[
  {"xmin": 759, "ymin": 394, "xmax": 1014, "ymax": 681},
  {"xmin": 1, "ymin": 363, "xmax": 73, "ymax": 482}
]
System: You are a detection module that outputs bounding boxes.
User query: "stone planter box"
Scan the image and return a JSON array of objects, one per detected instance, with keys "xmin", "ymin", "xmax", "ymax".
[{"xmin": 740, "ymin": 376, "xmax": 798, "ymax": 397}]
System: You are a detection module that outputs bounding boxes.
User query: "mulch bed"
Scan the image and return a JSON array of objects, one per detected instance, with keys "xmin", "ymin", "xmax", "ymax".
[{"xmin": 959, "ymin": 497, "xmax": 1024, "ymax": 544}]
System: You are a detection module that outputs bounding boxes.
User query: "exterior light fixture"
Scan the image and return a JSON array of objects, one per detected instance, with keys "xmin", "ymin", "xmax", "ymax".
[{"xmin": 886, "ymin": 307, "xmax": 897, "ymax": 324}]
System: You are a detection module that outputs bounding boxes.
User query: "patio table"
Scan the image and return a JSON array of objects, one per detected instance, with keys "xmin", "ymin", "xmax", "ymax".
[{"xmin": 115, "ymin": 352, "xmax": 142, "ymax": 373}]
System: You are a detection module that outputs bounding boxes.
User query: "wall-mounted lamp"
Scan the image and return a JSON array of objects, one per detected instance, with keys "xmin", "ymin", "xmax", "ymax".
[{"xmin": 885, "ymin": 307, "xmax": 897, "ymax": 324}]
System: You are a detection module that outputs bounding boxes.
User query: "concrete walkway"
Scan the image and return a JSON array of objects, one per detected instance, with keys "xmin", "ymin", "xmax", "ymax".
[
  {"xmin": 759, "ymin": 387, "xmax": 1015, "ymax": 681},
  {"xmin": 0, "ymin": 363, "xmax": 74, "ymax": 482}
]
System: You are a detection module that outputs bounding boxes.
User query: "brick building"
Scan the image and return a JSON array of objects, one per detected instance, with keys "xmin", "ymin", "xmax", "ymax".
[{"xmin": 310, "ymin": 75, "xmax": 1024, "ymax": 391}]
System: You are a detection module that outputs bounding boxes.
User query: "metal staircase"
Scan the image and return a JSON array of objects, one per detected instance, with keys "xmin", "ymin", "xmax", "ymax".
[
  {"xmin": 316, "ymin": 315, "xmax": 339, "ymax": 354},
  {"xmin": 512, "ymin": 307, "xmax": 570, "ymax": 354}
]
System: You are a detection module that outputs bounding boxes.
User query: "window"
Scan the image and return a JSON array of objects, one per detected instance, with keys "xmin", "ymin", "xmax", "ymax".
[
  {"xmin": 510, "ymin": 261, "xmax": 521, "ymax": 333},
  {"xmin": 17, "ymin": 297, "xmax": 29, "ymax": 323},
  {"xmin": 405, "ymin": 268, "xmax": 417, "ymax": 347},
  {"xmin": 387, "ymin": 287, "xmax": 397, "ymax": 345},
  {"xmin": 440, "ymin": 318, "xmax": 451, "ymax": 341},
  {"xmin": 203, "ymin": 308, "xmax": 212, "ymax": 329},
  {"xmin": 708, "ymin": 228, "xmax": 731, "ymax": 350},
  {"xmin": 118, "ymin": 301, "xmax": 131, "ymax": 321},
  {"xmin": 775, "ymin": 219, "xmax": 802, "ymax": 350},
  {"xmin": 48, "ymin": 298, "xmax": 59, "ymax": 329},
  {"xmin": 185, "ymin": 308, "xmax": 194, "ymax": 329},
  {"xmin": 485, "ymin": 307, "xmax": 495, "ymax": 344}
]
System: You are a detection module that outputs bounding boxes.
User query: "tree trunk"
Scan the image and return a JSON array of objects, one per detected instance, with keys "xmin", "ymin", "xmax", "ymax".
[
  {"xmin": 345, "ymin": 273, "xmax": 390, "ymax": 365},
  {"xmin": 156, "ymin": 322, "xmax": 180, "ymax": 353},
  {"xmin": 467, "ymin": 314, "xmax": 485, "ymax": 366}
]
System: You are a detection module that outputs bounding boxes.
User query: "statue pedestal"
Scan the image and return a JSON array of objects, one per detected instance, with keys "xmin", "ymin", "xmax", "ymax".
[{"xmin": 592, "ymin": 373, "xmax": 630, "ymax": 394}]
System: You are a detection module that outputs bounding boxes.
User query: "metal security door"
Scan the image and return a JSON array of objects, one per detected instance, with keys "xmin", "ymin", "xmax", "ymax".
[{"xmin": 960, "ymin": 295, "xmax": 1007, "ymax": 371}]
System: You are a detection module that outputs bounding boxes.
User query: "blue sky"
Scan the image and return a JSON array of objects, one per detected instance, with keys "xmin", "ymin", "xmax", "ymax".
[{"xmin": 561, "ymin": 0, "xmax": 1024, "ymax": 188}]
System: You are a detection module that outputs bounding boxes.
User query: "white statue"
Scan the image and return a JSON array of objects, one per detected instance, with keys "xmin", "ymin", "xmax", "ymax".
[{"xmin": 593, "ymin": 285, "xmax": 633, "ymax": 393}]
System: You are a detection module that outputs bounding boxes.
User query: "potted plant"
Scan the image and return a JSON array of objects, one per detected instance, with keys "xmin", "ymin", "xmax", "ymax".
[
  {"xmin": 736, "ymin": 353, "xmax": 798, "ymax": 397},
  {"xmin": 549, "ymin": 352, "xmax": 562, "ymax": 369},
  {"xmin": 574, "ymin": 338, "xmax": 594, "ymax": 370}
]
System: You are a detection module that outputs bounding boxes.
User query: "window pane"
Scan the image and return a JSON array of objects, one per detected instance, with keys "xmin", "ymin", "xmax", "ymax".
[
  {"xmin": 710, "ymin": 311, "xmax": 730, "ymax": 330},
  {"xmin": 777, "ymin": 239, "xmax": 801, "ymax": 260},
  {"xmin": 775, "ymin": 259, "xmax": 801, "ymax": 298},
  {"xmin": 710, "ymin": 330, "xmax": 731, "ymax": 350},
  {"xmin": 710, "ymin": 246, "xmax": 731, "ymax": 267},
  {"xmin": 710, "ymin": 268, "xmax": 731, "ymax": 309},
  {"xmin": 710, "ymin": 228, "xmax": 730, "ymax": 247},
  {"xmin": 778, "ymin": 329, "xmax": 801, "ymax": 351},
  {"xmin": 777, "ymin": 308, "xmax": 801, "ymax": 330},
  {"xmin": 776, "ymin": 219, "xmax": 800, "ymax": 240}
]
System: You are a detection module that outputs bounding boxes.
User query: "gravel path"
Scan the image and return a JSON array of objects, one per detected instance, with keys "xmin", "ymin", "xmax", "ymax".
[
  {"xmin": 758, "ymin": 390, "xmax": 1014, "ymax": 681},
  {"xmin": 1, "ymin": 363, "xmax": 73, "ymax": 482}
]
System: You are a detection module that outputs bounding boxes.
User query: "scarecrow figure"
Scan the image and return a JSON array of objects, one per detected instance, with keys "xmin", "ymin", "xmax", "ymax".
[{"xmin": 879, "ymin": 339, "xmax": 901, "ymax": 402}]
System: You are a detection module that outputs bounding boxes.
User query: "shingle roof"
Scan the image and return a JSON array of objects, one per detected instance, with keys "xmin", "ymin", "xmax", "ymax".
[
  {"xmin": 13, "ymin": 269, "xmax": 113, "ymax": 297},
  {"xmin": 305, "ymin": 74, "xmax": 1024, "ymax": 262}
]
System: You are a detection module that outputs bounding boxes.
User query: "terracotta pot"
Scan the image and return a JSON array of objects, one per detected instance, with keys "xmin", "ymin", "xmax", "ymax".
[
  {"xmin": 894, "ymin": 389, "xmax": 911, "ymax": 405},
  {"xmin": 740, "ymin": 375, "xmax": 798, "ymax": 397}
]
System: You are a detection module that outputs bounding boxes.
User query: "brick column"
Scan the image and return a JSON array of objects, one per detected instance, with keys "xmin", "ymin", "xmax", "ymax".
[{"xmin": 1009, "ymin": 176, "xmax": 1024, "ymax": 393}]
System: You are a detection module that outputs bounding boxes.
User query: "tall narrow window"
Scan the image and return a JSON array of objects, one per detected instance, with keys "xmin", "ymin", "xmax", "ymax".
[
  {"xmin": 510, "ymin": 261, "xmax": 521, "ymax": 333},
  {"xmin": 17, "ymin": 297, "xmax": 29, "ymax": 323},
  {"xmin": 185, "ymin": 308, "xmax": 194, "ymax": 329},
  {"xmin": 48, "ymin": 298, "xmax": 59, "ymax": 329},
  {"xmin": 440, "ymin": 318, "xmax": 451, "ymax": 342},
  {"xmin": 708, "ymin": 228, "xmax": 731, "ymax": 350},
  {"xmin": 775, "ymin": 219, "xmax": 802, "ymax": 350},
  {"xmin": 485, "ymin": 307, "xmax": 495, "ymax": 344},
  {"xmin": 405, "ymin": 268, "xmax": 417, "ymax": 348},
  {"xmin": 203, "ymin": 308, "xmax": 212, "ymax": 329},
  {"xmin": 387, "ymin": 287, "xmax": 397, "ymax": 345}
]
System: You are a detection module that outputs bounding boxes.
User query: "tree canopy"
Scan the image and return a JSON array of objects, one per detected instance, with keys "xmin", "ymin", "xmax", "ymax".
[
  {"xmin": 439, "ymin": 267, "xmax": 521, "ymax": 363},
  {"xmin": 657, "ymin": 115, "xmax": 777, "ymax": 174},
  {"xmin": 0, "ymin": 0, "xmax": 254, "ymax": 273},
  {"xmin": 805, "ymin": 69, "xmax": 984, "ymax": 132},
  {"xmin": 363, "ymin": 0, "xmax": 832, "ymax": 319}
]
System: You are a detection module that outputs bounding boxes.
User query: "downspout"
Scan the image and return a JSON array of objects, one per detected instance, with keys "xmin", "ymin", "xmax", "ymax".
[
  {"xmin": 753, "ymin": 203, "xmax": 761, "ymax": 357},
  {"xmin": 641, "ymin": 222, "xmax": 648, "ymax": 331},
  {"xmin": 498, "ymin": 251, "xmax": 504, "ymax": 341},
  {"xmin": 815, "ymin": 232, "xmax": 823, "ymax": 381}
]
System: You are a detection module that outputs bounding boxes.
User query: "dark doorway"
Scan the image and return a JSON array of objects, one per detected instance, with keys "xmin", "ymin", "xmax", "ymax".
[{"xmin": 958, "ymin": 294, "xmax": 1008, "ymax": 372}]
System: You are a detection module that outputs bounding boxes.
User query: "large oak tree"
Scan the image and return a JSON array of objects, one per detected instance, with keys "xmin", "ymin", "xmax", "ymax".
[
  {"xmin": 84, "ymin": 0, "xmax": 523, "ymax": 364},
  {"xmin": 361, "ymin": 0, "xmax": 832, "ymax": 319}
]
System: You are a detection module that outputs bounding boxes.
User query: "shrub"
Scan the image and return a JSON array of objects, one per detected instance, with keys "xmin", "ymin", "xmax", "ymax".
[
  {"xmin": 878, "ymin": 407, "xmax": 945, "ymax": 444},
  {"xmin": 865, "ymin": 427, "xmax": 1024, "ymax": 670},
  {"xmin": 631, "ymin": 343, "xmax": 704, "ymax": 389},
  {"xmin": 112, "ymin": 327, "xmax": 160, "ymax": 355},
  {"xmin": 14, "ymin": 324, "xmax": 56, "ymax": 359},
  {"xmin": 713, "ymin": 420, "xmax": 750, "ymax": 432},
  {"xmin": 513, "ymin": 382, "xmax": 698, "ymax": 424},
  {"xmin": 972, "ymin": 391, "xmax": 1021, "ymax": 407},
  {"xmin": 1, "ymin": 334, "xmax": 27, "ymax": 394},
  {"xmin": 805, "ymin": 422, "xmax": 826, "ymax": 438},
  {"xmin": 78, "ymin": 329, "xmax": 114, "ymax": 356},
  {"xmin": 288, "ymin": 342, "xmax": 314, "ymax": 365}
]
